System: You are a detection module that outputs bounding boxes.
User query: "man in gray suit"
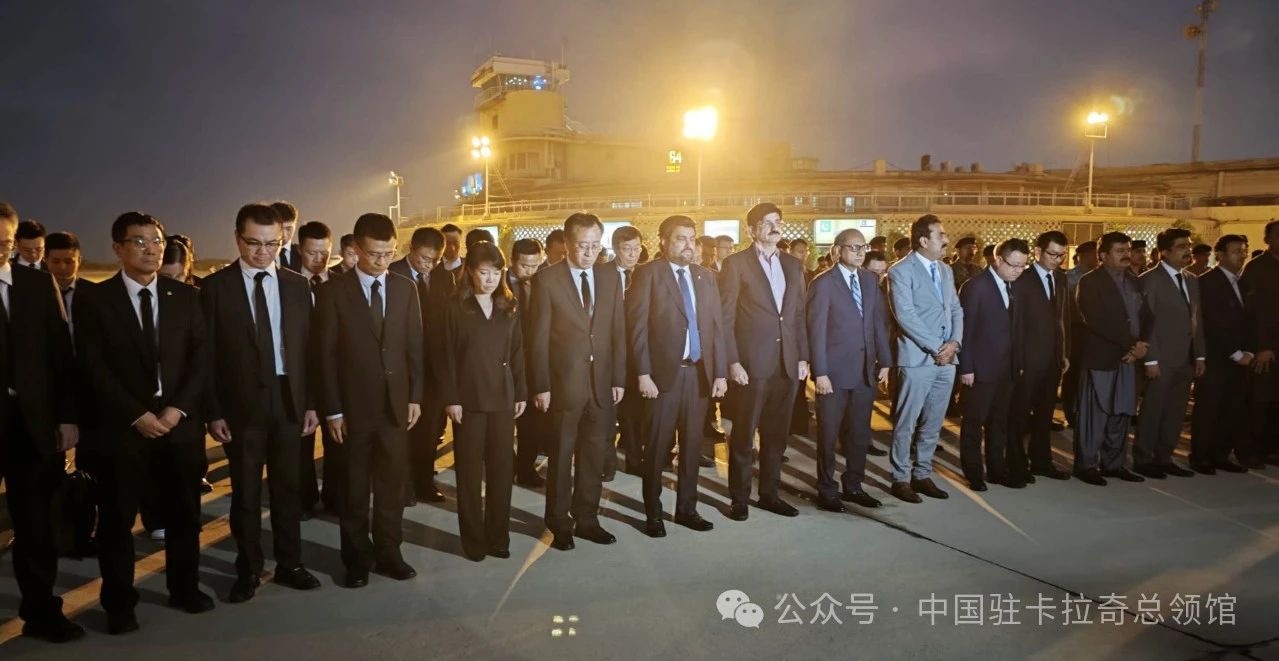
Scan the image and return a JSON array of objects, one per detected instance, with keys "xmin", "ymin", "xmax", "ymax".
[
  {"xmin": 807, "ymin": 228, "xmax": 891, "ymax": 511},
  {"xmin": 885, "ymin": 214, "xmax": 964, "ymax": 503},
  {"xmin": 1134, "ymin": 228, "xmax": 1205, "ymax": 478}
]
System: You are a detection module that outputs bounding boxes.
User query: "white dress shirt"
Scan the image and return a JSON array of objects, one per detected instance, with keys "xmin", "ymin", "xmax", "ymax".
[
  {"xmin": 355, "ymin": 267, "xmax": 387, "ymax": 315},
  {"xmin": 568, "ymin": 264, "xmax": 595, "ymax": 314},
  {"xmin": 989, "ymin": 267, "xmax": 1011, "ymax": 309},
  {"xmin": 1032, "ymin": 262, "xmax": 1055, "ymax": 300},
  {"xmin": 670, "ymin": 261, "xmax": 697, "ymax": 360},
  {"xmin": 239, "ymin": 261, "xmax": 286, "ymax": 375}
]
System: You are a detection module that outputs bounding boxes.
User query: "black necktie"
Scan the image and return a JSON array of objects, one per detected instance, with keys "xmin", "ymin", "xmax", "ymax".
[
  {"xmin": 253, "ymin": 272, "xmax": 276, "ymax": 376},
  {"xmin": 1004, "ymin": 280, "xmax": 1014, "ymax": 315},
  {"xmin": 310, "ymin": 274, "xmax": 322, "ymax": 290},
  {"xmin": 1175, "ymin": 273, "xmax": 1190, "ymax": 308},
  {"xmin": 623, "ymin": 269, "xmax": 632, "ymax": 292},
  {"xmin": 62, "ymin": 287, "xmax": 72, "ymax": 314},
  {"xmin": 580, "ymin": 271, "xmax": 592, "ymax": 317},
  {"xmin": 1045, "ymin": 272, "xmax": 1055, "ymax": 302},
  {"xmin": 138, "ymin": 288, "xmax": 158, "ymax": 384},
  {"xmin": 370, "ymin": 279, "xmax": 384, "ymax": 339},
  {"xmin": 26, "ymin": 262, "xmax": 35, "ymax": 269},
  {"xmin": 0, "ymin": 283, "xmax": 13, "ymax": 390}
]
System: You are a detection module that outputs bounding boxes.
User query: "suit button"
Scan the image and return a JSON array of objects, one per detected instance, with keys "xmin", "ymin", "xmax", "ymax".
[
  {"xmin": 776, "ymin": 338, "xmax": 781, "ymax": 343},
  {"xmin": 385, "ymin": 369, "xmax": 393, "ymax": 376},
  {"xmin": 501, "ymin": 361, "xmax": 508, "ymax": 366}
]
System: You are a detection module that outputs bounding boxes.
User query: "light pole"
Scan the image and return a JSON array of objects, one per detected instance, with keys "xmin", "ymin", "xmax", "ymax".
[
  {"xmin": 471, "ymin": 136, "xmax": 493, "ymax": 218},
  {"xmin": 387, "ymin": 170, "xmax": 404, "ymax": 222},
  {"xmin": 1084, "ymin": 112, "xmax": 1109, "ymax": 210},
  {"xmin": 1184, "ymin": 0, "xmax": 1219, "ymax": 163},
  {"xmin": 682, "ymin": 106, "xmax": 718, "ymax": 207}
]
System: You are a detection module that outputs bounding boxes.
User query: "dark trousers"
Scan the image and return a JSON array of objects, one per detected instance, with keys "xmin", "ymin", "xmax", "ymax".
[
  {"xmin": 318, "ymin": 423, "xmax": 343, "ymax": 513},
  {"xmin": 1008, "ymin": 364, "xmax": 1062, "ymax": 478},
  {"xmin": 515, "ymin": 407, "xmax": 547, "ymax": 480},
  {"xmin": 1134, "ymin": 364, "xmax": 1193, "ymax": 466},
  {"xmin": 959, "ymin": 378, "xmax": 1013, "ymax": 483},
  {"xmin": 1, "ymin": 398, "xmax": 66, "ymax": 624},
  {"xmin": 728, "ymin": 368, "xmax": 798, "ymax": 505},
  {"xmin": 614, "ymin": 392, "xmax": 644, "ymax": 472},
  {"xmin": 300, "ymin": 427, "xmax": 319, "ymax": 513},
  {"xmin": 791, "ymin": 379, "xmax": 811, "ymax": 434},
  {"xmin": 408, "ymin": 398, "xmax": 445, "ymax": 498},
  {"xmin": 339, "ymin": 424, "xmax": 409, "ymax": 571},
  {"xmin": 815, "ymin": 384, "xmax": 875, "ymax": 499},
  {"xmin": 227, "ymin": 380, "xmax": 303, "ymax": 577},
  {"xmin": 96, "ymin": 426, "xmax": 206, "ymax": 614},
  {"xmin": 1061, "ymin": 351, "xmax": 1081, "ymax": 428},
  {"xmin": 454, "ymin": 410, "xmax": 514, "ymax": 557},
  {"xmin": 544, "ymin": 400, "xmax": 612, "ymax": 534},
  {"xmin": 1191, "ymin": 361, "xmax": 1250, "ymax": 465},
  {"xmin": 642, "ymin": 365, "xmax": 708, "ymax": 519},
  {"xmin": 1073, "ymin": 371, "xmax": 1131, "ymax": 472},
  {"xmin": 1251, "ymin": 403, "xmax": 1279, "ymax": 460}
]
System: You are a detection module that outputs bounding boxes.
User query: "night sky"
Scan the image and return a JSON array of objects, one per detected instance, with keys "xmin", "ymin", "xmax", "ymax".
[{"xmin": 3, "ymin": 0, "xmax": 1277, "ymax": 260}]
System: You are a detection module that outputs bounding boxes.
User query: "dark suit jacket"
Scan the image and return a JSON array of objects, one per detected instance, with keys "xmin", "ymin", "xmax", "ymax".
[
  {"xmin": 1199, "ymin": 267, "xmax": 1247, "ymax": 366},
  {"xmin": 1012, "ymin": 265, "xmax": 1069, "ymax": 373},
  {"xmin": 3, "ymin": 265, "xmax": 76, "ymax": 458},
  {"xmin": 313, "ymin": 268, "xmax": 424, "ymax": 432},
  {"xmin": 527, "ymin": 260, "xmax": 626, "ymax": 410},
  {"xmin": 806, "ymin": 266, "xmax": 891, "ymax": 389},
  {"xmin": 9, "ymin": 257, "xmax": 47, "ymax": 272},
  {"xmin": 958, "ymin": 270, "xmax": 1015, "ymax": 382},
  {"xmin": 1075, "ymin": 267, "xmax": 1147, "ymax": 370},
  {"xmin": 626, "ymin": 258, "xmax": 727, "ymax": 391},
  {"xmin": 74, "ymin": 272, "xmax": 208, "ymax": 452},
  {"xmin": 442, "ymin": 295, "xmax": 527, "ymax": 412},
  {"xmin": 278, "ymin": 244, "xmax": 302, "ymax": 272},
  {"xmin": 718, "ymin": 244, "xmax": 809, "ymax": 379},
  {"xmin": 201, "ymin": 261, "xmax": 313, "ymax": 428},
  {"xmin": 389, "ymin": 257, "xmax": 454, "ymax": 397}
]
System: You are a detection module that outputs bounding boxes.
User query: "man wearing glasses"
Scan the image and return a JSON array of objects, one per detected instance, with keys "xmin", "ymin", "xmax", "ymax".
[
  {"xmin": 806, "ymin": 228, "xmax": 891, "ymax": 511},
  {"xmin": 201, "ymin": 203, "xmax": 322, "ymax": 603}
]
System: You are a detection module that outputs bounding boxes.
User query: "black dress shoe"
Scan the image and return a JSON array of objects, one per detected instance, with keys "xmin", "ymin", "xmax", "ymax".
[
  {"xmin": 226, "ymin": 575, "xmax": 261, "ymax": 603},
  {"xmin": 373, "ymin": 560, "xmax": 417, "ymax": 580},
  {"xmin": 1030, "ymin": 464, "xmax": 1070, "ymax": 480},
  {"xmin": 21, "ymin": 614, "xmax": 85, "ymax": 643},
  {"xmin": 1160, "ymin": 463, "xmax": 1195, "ymax": 478},
  {"xmin": 417, "ymin": 486, "xmax": 446, "ymax": 503},
  {"xmin": 515, "ymin": 472, "xmax": 546, "ymax": 488},
  {"xmin": 673, "ymin": 512, "xmax": 714, "ymax": 531},
  {"xmin": 1217, "ymin": 459, "xmax": 1248, "ymax": 473},
  {"xmin": 464, "ymin": 551, "xmax": 486, "ymax": 562},
  {"xmin": 911, "ymin": 478, "xmax": 949, "ymax": 499},
  {"xmin": 968, "ymin": 481, "xmax": 988, "ymax": 492},
  {"xmin": 756, "ymin": 497, "xmax": 799, "ymax": 517},
  {"xmin": 991, "ymin": 477, "xmax": 1026, "ymax": 489},
  {"xmin": 551, "ymin": 533, "xmax": 575, "ymax": 551},
  {"xmin": 891, "ymin": 481, "xmax": 922, "ymax": 503},
  {"xmin": 781, "ymin": 454, "xmax": 790, "ymax": 463},
  {"xmin": 866, "ymin": 444, "xmax": 887, "ymax": 457},
  {"xmin": 1190, "ymin": 461, "xmax": 1217, "ymax": 475},
  {"xmin": 107, "ymin": 610, "xmax": 139, "ymax": 635},
  {"xmin": 200, "ymin": 478, "xmax": 214, "ymax": 494},
  {"xmin": 343, "ymin": 569, "xmax": 369, "ymax": 588},
  {"xmin": 840, "ymin": 490, "xmax": 882, "ymax": 508},
  {"xmin": 601, "ymin": 470, "xmax": 616, "ymax": 482},
  {"xmin": 644, "ymin": 518, "xmax": 667, "ymax": 538},
  {"xmin": 1133, "ymin": 464, "xmax": 1166, "ymax": 479},
  {"xmin": 1049, "ymin": 421, "xmax": 1065, "ymax": 432},
  {"xmin": 698, "ymin": 454, "xmax": 715, "ymax": 468},
  {"xmin": 815, "ymin": 497, "xmax": 847, "ymax": 513},
  {"xmin": 1102, "ymin": 468, "xmax": 1146, "ymax": 482},
  {"xmin": 274, "ymin": 566, "xmax": 321, "ymax": 591},
  {"xmin": 575, "ymin": 525, "xmax": 617, "ymax": 545},
  {"xmin": 727, "ymin": 503, "xmax": 749, "ymax": 521},
  {"xmin": 489, "ymin": 548, "xmax": 511, "ymax": 559},
  {"xmin": 1075, "ymin": 469, "xmax": 1108, "ymax": 486},
  {"xmin": 169, "ymin": 589, "xmax": 215, "ymax": 614}
]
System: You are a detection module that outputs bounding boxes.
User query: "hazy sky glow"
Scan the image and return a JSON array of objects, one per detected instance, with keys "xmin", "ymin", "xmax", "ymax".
[{"xmin": 3, "ymin": 0, "xmax": 1276, "ymax": 259}]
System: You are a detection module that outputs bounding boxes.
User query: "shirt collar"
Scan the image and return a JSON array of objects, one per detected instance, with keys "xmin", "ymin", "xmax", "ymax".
[
  {"xmin": 989, "ymin": 266, "xmax": 1005, "ymax": 287},
  {"xmin": 16, "ymin": 258, "xmax": 38, "ymax": 268},
  {"xmin": 1159, "ymin": 260, "xmax": 1183, "ymax": 280},
  {"xmin": 754, "ymin": 243, "xmax": 779, "ymax": 260},
  {"xmin": 1221, "ymin": 267, "xmax": 1240, "ymax": 284},
  {"xmin": 913, "ymin": 251, "xmax": 938, "ymax": 269},
  {"xmin": 568, "ymin": 263, "xmax": 592, "ymax": 277},
  {"xmin": 239, "ymin": 259, "xmax": 278, "ymax": 280},
  {"xmin": 443, "ymin": 257, "xmax": 462, "ymax": 271},
  {"xmin": 1032, "ymin": 262, "xmax": 1053, "ymax": 279},
  {"xmin": 836, "ymin": 262, "xmax": 857, "ymax": 281},
  {"xmin": 669, "ymin": 260, "xmax": 693, "ymax": 276},
  {"xmin": 122, "ymin": 271, "xmax": 158, "ymax": 298},
  {"xmin": 300, "ymin": 265, "xmax": 327, "ymax": 281},
  {"xmin": 355, "ymin": 266, "xmax": 385, "ymax": 289}
]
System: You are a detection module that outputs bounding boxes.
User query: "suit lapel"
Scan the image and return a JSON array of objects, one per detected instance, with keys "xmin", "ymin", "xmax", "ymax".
[
  {"xmin": 658, "ymin": 259, "xmax": 688, "ymax": 322},
  {"xmin": 156, "ymin": 277, "xmax": 179, "ymax": 370},
  {"xmin": 344, "ymin": 271, "xmax": 381, "ymax": 343},
  {"xmin": 106, "ymin": 272, "xmax": 151, "ymax": 359}
]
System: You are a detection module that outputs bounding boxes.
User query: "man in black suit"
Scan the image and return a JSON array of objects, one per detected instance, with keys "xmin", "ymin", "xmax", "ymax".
[
  {"xmin": 528, "ymin": 213, "xmax": 626, "ymax": 550},
  {"xmin": 628, "ymin": 216, "xmax": 727, "ymax": 537},
  {"xmin": 315, "ymin": 213, "xmax": 423, "ymax": 587},
  {"xmin": 508, "ymin": 238, "xmax": 548, "ymax": 486},
  {"xmin": 10, "ymin": 218, "xmax": 47, "ymax": 270},
  {"xmin": 202, "ymin": 203, "xmax": 322, "ymax": 603},
  {"xmin": 439, "ymin": 223, "xmax": 463, "ymax": 274},
  {"xmin": 44, "ymin": 231, "xmax": 90, "ymax": 337},
  {"xmin": 389, "ymin": 226, "xmax": 449, "ymax": 503},
  {"xmin": 606, "ymin": 225, "xmax": 643, "ymax": 480},
  {"xmin": 957, "ymin": 239, "xmax": 1029, "ymax": 490},
  {"xmin": 271, "ymin": 201, "xmax": 302, "ymax": 272},
  {"xmin": 719, "ymin": 202, "xmax": 809, "ymax": 520},
  {"xmin": 294, "ymin": 220, "xmax": 336, "ymax": 514},
  {"xmin": 1008, "ymin": 231, "xmax": 1072, "ymax": 484},
  {"xmin": 0, "ymin": 210, "xmax": 83, "ymax": 643},
  {"xmin": 1190, "ymin": 234, "xmax": 1253, "ymax": 473},
  {"xmin": 334, "ymin": 233, "xmax": 359, "ymax": 275},
  {"xmin": 1072, "ymin": 232, "xmax": 1148, "ymax": 486},
  {"xmin": 75, "ymin": 212, "xmax": 214, "ymax": 634},
  {"xmin": 806, "ymin": 228, "xmax": 890, "ymax": 511}
]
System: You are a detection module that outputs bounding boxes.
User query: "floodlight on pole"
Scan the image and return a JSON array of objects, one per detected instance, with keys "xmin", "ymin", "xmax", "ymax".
[{"xmin": 682, "ymin": 106, "xmax": 718, "ymax": 207}]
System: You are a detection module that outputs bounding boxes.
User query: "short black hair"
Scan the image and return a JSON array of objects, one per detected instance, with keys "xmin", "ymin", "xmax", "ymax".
[
  {"xmin": 545, "ymin": 228, "xmax": 565, "ymax": 247},
  {"xmin": 353, "ymin": 213, "xmax": 396, "ymax": 242},
  {"xmin": 1213, "ymin": 234, "xmax": 1247, "ymax": 253},
  {"xmin": 1076, "ymin": 240, "xmax": 1098, "ymax": 255},
  {"xmin": 697, "ymin": 235, "xmax": 716, "ymax": 248},
  {"xmin": 270, "ymin": 201, "xmax": 299, "ymax": 223},
  {"xmin": 659, "ymin": 215, "xmax": 696, "ymax": 241},
  {"xmin": 893, "ymin": 237, "xmax": 911, "ymax": 251},
  {"xmin": 298, "ymin": 221, "xmax": 332, "ymax": 243},
  {"xmin": 235, "ymin": 203, "xmax": 283, "ymax": 235},
  {"xmin": 715, "ymin": 235, "xmax": 733, "ymax": 245},
  {"xmin": 1099, "ymin": 231, "xmax": 1132, "ymax": 254},
  {"xmin": 0, "ymin": 202, "xmax": 17, "ymax": 222},
  {"xmin": 440, "ymin": 223, "xmax": 462, "ymax": 236},
  {"xmin": 465, "ymin": 227, "xmax": 495, "ymax": 248},
  {"xmin": 1035, "ymin": 230, "xmax": 1069, "ymax": 250},
  {"xmin": 45, "ymin": 231, "xmax": 80, "ymax": 252},
  {"xmin": 790, "ymin": 238, "xmax": 809, "ymax": 249},
  {"xmin": 410, "ymin": 226, "xmax": 444, "ymax": 251},
  {"xmin": 1191, "ymin": 243, "xmax": 1212, "ymax": 256},
  {"xmin": 1155, "ymin": 228, "xmax": 1192, "ymax": 253},
  {"xmin": 111, "ymin": 211, "xmax": 165, "ymax": 243},
  {"xmin": 954, "ymin": 236, "xmax": 977, "ymax": 249},
  {"xmin": 612, "ymin": 225, "xmax": 641, "ymax": 251},
  {"xmin": 1130, "ymin": 239, "xmax": 1147, "ymax": 250},
  {"xmin": 910, "ymin": 214, "xmax": 941, "ymax": 251},
  {"xmin": 982, "ymin": 244, "xmax": 995, "ymax": 258},
  {"xmin": 745, "ymin": 202, "xmax": 782, "ymax": 230},
  {"xmin": 339, "ymin": 233, "xmax": 356, "ymax": 250},
  {"xmin": 869, "ymin": 235, "xmax": 887, "ymax": 247},
  {"xmin": 1252, "ymin": 249, "xmax": 1265, "ymax": 258},
  {"xmin": 865, "ymin": 250, "xmax": 887, "ymax": 264},
  {"xmin": 564, "ymin": 212, "xmax": 604, "ymax": 241},
  {"xmin": 16, "ymin": 219, "xmax": 46, "ymax": 241},
  {"xmin": 511, "ymin": 238, "xmax": 544, "ymax": 258},
  {"xmin": 1264, "ymin": 219, "xmax": 1278, "ymax": 240},
  {"xmin": 996, "ymin": 238, "xmax": 1031, "ymax": 259}
]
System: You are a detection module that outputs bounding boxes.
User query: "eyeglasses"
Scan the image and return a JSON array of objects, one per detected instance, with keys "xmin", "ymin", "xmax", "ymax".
[
  {"xmin": 838, "ymin": 243, "xmax": 868, "ymax": 253},
  {"xmin": 120, "ymin": 237, "xmax": 165, "ymax": 250},
  {"xmin": 240, "ymin": 236, "xmax": 283, "ymax": 252},
  {"xmin": 574, "ymin": 242, "xmax": 602, "ymax": 251},
  {"xmin": 1043, "ymin": 249, "xmax": 1067, "ymax": 259},
  {"xmin": 301, "ymin": 249, "xmax": 330, "ymax": 259},
  {"xmin": 364, "ymin": 250, "xmax": 396, "ymax": 261}
]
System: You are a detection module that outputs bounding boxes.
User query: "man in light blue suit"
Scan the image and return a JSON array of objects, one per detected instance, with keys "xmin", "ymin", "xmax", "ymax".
[{"xmin": 886, "ymin": 214, "xmax": 964, "ymax": 503}]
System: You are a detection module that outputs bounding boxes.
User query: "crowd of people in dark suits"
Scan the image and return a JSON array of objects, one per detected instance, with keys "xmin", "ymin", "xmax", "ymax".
[{"xmin": 1, "ymin": 198, "xmax": 1277, "ymax": 644}]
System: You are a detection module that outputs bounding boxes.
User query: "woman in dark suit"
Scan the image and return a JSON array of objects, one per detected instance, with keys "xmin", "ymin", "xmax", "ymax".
[{"xmin": 443, "ymin": 241, "xmax": 527, "ymax": 561}]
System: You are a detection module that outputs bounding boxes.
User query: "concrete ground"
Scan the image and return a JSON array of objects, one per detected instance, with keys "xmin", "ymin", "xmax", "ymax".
[{"xmin": 2, "ymin": 398, "xmax": 1277, "ymax": 660}]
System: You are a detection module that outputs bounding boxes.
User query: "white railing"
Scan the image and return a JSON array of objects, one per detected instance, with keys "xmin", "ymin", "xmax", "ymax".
[{"xmin": 423, "ymin": 190, "xmax": 1190, "ymax": 223}]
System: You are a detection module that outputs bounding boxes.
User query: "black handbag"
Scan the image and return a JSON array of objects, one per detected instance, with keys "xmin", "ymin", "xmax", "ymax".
[{"xmin": 50, "ymin": 460, "xmax": 98, "ymax": 559}]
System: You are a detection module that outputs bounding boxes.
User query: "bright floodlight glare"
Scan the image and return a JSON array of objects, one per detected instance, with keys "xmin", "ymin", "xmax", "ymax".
[
  {"xmin": 470, "ymin": 136, "xmax": 492, "ymax": 159},
  {"xmin": 682, "ymin": 106, "xmax": 718, "ymax": 141},
  {"xmin": 1086, "ymin": 111, "xmax": 1110, "ymax": 125}
]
